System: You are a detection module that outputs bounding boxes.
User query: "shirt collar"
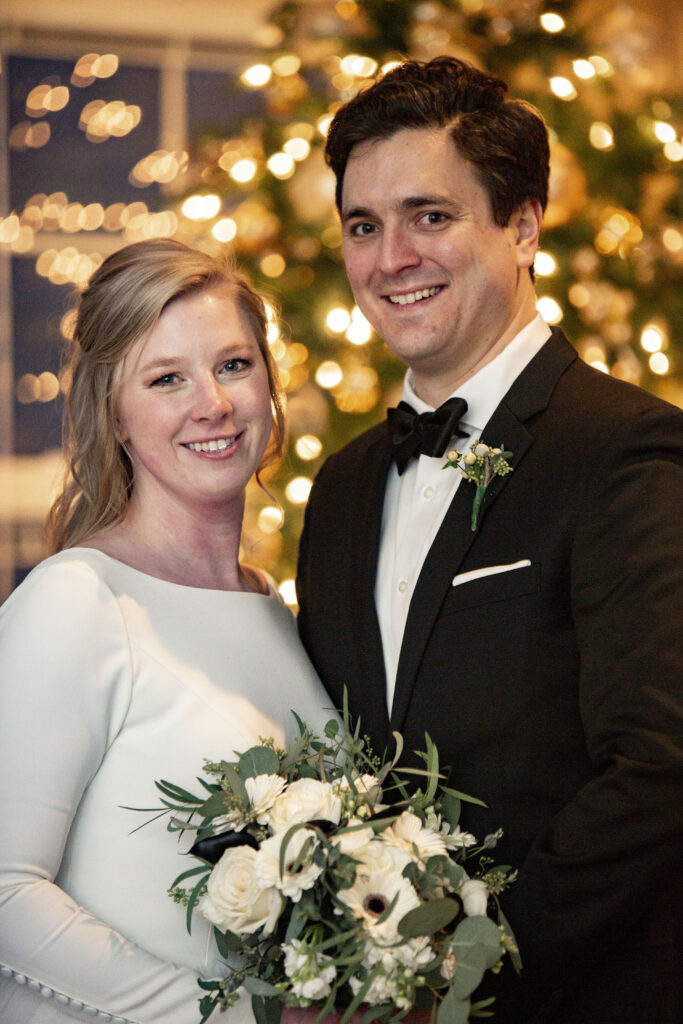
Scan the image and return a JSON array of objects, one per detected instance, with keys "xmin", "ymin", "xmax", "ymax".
[{"xmin": 402, "ymin": 314, "xmax": 551, "ymax": 433}]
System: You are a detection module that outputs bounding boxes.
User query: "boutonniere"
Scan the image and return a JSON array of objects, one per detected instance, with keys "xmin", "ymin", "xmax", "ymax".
[{"xmin": 443, "ymin": 440, "xmax": 513, "ymax": 531}]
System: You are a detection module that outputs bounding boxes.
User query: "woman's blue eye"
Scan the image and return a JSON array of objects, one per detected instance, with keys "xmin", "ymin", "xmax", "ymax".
[
  {"xmin": 223, "ymin": 358, "xmax": 249, "ymax": 372},
  {"xmin": 151, "ymin": 373, "xmax": 178, "ymax": 386}
]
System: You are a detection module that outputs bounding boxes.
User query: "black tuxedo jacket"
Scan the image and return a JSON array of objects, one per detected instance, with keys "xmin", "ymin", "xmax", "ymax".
[{"xmin": 297, "ymin": 329, "xmax": 683, "ymax": 1024}]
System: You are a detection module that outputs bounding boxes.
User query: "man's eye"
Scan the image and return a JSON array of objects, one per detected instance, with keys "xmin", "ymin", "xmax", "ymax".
[
  {"xmin": 350, "ymin": 222, "xmax": 376, "ymax": 237},
  {"xmin": 421, "ymin": 211, "xmax": 447, "ymax": 226}
]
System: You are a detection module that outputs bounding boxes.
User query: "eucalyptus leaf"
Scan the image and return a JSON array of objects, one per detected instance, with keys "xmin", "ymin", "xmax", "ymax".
[
  {"xmin": 251, "ymin": 995, "xmax": 282, "ymax": 1024},
  {"xmin": 198, "ymin": 791, "xmax": 231, "ymax": 818},
  {"xmin": 242, "ymin": 976, "xmax": 282, "ymax": 997},
  {"xmin": 399, "ymin": 897, "xmax": 461, "ymax": 937},
  {"xmin": 222, "ymin": 764, "xmax": 249, "ymax": 802},
  {"xmin": 238, "ymin": 746, "xmax": 280, "ymax": 779},
  {"xmin": 437, "ymin": 985, "xmax": 470, "ymax": 1024},
  {"xmin": 440, "ymin": 791, "xmax": 461, "ymax": 828},
  {"xmin": 441, "ymin": 785, "xmax": 488, "ymax": 809},
  {"xmin": 214, "ymin": 925, "xmax": 244, "ymax": 957}
]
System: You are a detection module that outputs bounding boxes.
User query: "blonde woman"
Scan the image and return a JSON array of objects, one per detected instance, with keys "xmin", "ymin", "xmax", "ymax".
[{"xmin": 0, "ymin": 240, "xmax": 333, "ymax": 1024}]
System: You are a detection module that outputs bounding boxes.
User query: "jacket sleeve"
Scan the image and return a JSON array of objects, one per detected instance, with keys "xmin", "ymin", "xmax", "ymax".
[
  {"xmin": 0, "ymin": 561, "xmax": 241, "ymax": 1024},
  {"xmin": 500, "ymin": 401, "xmax": 683, "ymax": 1019}
]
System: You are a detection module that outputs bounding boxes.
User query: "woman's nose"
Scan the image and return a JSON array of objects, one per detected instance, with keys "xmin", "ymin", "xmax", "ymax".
[{"xmin": 191, "ymin": 376, "xmax": 233, "ymax": 420}]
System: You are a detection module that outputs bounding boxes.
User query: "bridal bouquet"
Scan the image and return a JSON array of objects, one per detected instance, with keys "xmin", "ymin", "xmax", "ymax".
[{"xmin": 153, "ymin": 701, "xmax": 518, "ymax": 1024}]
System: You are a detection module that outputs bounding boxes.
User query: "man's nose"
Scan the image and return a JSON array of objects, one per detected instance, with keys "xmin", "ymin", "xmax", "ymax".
[{"xmin": 377, "ymin": 226, "xmax": 421, "ymax": 276}]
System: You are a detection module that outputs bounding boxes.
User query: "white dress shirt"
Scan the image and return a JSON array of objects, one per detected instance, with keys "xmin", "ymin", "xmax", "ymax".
[{"xmin": 376, "ymin": 314, "xmax": 551, "ymax": 712}]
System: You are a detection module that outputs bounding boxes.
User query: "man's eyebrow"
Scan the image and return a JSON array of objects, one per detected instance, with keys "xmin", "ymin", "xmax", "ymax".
[{"xmin": 341, "ymin": 195, "xmax": 460, "ymax": 221}]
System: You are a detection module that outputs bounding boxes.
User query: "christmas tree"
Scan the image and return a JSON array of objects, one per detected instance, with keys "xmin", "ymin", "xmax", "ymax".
[{"xmin": 142, "ymin": 0, "xmax": 683, "ymax": 595}]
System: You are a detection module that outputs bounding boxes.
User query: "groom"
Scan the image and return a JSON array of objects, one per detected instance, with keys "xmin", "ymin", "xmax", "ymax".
[{"xmin": 296, "ymin": 58, "xmax": 683, "ymax": 1023}]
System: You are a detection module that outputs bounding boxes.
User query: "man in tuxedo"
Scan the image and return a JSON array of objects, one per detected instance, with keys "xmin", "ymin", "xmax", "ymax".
[{"xmin": 296, "ymin": 58, "xmax": 683, "ymax": 1023}]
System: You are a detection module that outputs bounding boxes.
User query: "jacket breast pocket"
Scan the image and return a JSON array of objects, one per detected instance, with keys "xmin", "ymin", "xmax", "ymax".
[{"xmin": 440, "ymin": 560, "xmax": 540, "ymax": 615}]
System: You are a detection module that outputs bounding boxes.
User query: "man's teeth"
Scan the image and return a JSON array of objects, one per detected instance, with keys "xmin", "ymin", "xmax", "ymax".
[
  {"xmin": 388, "ymin": 287, "xmax": 441, "ymax": 306},
  {"xmin": 186, "ymin": 437, "xmax": 235, "ymax": 452}
]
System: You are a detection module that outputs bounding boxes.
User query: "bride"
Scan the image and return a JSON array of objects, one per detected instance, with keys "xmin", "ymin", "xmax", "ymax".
[{"xmin": 0, "ymin": 239, "xmax": 335, "ymax": 1023}]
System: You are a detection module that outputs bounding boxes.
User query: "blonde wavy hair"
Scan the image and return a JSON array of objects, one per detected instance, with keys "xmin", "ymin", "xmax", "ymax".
[{"xmin": 47, "ymin": 239, "xmax": 285, "ymax": 553}]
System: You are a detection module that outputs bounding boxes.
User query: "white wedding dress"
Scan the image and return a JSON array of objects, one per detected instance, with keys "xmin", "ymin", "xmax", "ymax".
[{"xmin": 0, "ymin": 549, "xmax": 336, "ymax": 1024}]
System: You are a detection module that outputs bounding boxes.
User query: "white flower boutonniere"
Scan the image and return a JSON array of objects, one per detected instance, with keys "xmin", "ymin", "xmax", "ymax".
[{"xmin": 444, "ymin": 440, "xmax": 513, "ymax": 531}]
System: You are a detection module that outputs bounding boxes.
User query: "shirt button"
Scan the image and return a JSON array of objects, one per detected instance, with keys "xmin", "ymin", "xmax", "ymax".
[
  {"xmin": 398, "ymin": 580, "xmax": 408, "ymax": 594},
  {"xmin": 422, "ymin": 485, "xmax": 435, "ymax": 499}
]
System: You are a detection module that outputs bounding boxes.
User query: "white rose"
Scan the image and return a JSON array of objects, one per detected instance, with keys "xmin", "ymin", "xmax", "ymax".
[
  {"xmin": 245, "ymin": 773, "xmax": 287, "ymax": 823},
  {"xmin": 474, "ymin": 443, "xmax": 490, "ymax": 457},
  {"xmin": 198, "ymin": 845, "xmax": 283, "ymax": 936},
  {"xmin": 256, "ymin": 827, "xmax": 323, "ymax": 901},
  {"xmin": 331, "ymin": 817, "xmax": 375, "ymax": 856},
  {"xmin": 459, "ymin": 877, "xmax": 489, "ymax": 917},
  {"xmin": 267, "ymin": 777, "xmax": 342, "ymax": 833}
]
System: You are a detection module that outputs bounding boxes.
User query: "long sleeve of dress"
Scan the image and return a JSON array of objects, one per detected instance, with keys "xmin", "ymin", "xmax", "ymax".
[{"xmin": 0, "ymin": 560, "xmax": 235, "ymax": 1024}]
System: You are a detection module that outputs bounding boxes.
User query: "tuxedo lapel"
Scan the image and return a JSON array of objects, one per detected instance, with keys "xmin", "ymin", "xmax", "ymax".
[
  {"xmin": 348, "ymin": 430, "xmax": 393, "ymax": 749},
  {"xmin": 389, "ymin": 328, "xmax": 577, "ymax": 735}
]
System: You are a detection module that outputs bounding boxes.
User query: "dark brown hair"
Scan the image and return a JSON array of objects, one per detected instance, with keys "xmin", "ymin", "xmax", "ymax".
[
  {"xmin": 325, "ymin": 56, "xmax": 549, "ymax": 228},
  {"xmin": 47, "ymin": 239, "xmax": 284, "ymax": 553}
]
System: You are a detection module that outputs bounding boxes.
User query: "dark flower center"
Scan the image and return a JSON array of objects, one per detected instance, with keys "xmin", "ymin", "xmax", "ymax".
[{"xmin": 364, "ymin": 894, "xmax": 388, "ymax": 917}]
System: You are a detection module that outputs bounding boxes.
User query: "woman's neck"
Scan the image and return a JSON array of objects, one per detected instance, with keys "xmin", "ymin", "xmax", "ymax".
[{"xmin": 78, "ymin": 497, "xmax": 264, "ymax": 593}]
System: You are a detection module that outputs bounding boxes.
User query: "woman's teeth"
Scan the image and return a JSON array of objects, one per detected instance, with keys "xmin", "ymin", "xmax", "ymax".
[{"xmin": 186, "ymin": 437, "xmax": 235, "ymax": 452}]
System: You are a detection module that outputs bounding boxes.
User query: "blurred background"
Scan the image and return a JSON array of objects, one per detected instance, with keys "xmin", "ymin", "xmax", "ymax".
[{"xmin": 1, "ymin": 0, "xmax": 682, "ymax": 604}]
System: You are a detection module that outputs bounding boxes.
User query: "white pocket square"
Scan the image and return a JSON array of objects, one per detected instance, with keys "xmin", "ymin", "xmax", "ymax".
[{"xmin": 452, "ymin": 559, "xmax": 531, "ymax": 587}]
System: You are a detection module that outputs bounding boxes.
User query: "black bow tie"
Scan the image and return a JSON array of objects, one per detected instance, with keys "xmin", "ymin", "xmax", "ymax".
[{"xmin": 386, "ymin": 396, "xmax": 469, "ymax": 474}]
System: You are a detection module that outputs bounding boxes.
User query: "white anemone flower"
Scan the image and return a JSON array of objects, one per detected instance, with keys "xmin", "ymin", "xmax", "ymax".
[
  {"xmin": 338, "ymin": 868, "xmax": 420, "ymax": 941},
  {"xmin": 256, "ymin": 827, "xmax": 323, "ymax": 902},
  {"xmin": 244, "ymin": 773, "xmax": 287, "ymax": 823},
  {"xmin": 383, "ymin": 810, "xmax": 447, "ymax": 863}
]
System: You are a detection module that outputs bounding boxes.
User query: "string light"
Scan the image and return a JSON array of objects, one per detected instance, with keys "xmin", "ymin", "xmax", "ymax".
[
  {"xmin": 315, "ymin": 361, "xmax": 343, "ymax": 388},
  {"xmin": 278, "ymin": 579, "xmax": 298, "ymax": 606},
  {"xmin": 550, "ymin": 77, "xmax": 577, "ymax": 101},
  {"xmin": 540, "ymin": 13, "xmax": 565, "ymax": 33},
  {"xmin": 285, "ymin": 477, "xmax": 312, "ymax": 505},
  {"xmin": 536, "ymin": 296, "xmax": 563, "ymax": 323},
  {"xmin": 241, "ymin": 64, "xmax": 272, "ymax": 88}
]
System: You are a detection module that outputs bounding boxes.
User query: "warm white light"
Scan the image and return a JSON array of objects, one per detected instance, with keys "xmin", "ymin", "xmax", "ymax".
[
  {"xmin": 381, "ymin": 61, "xmax": 402, "ymax": 75},
  {"xmin": 278, "ymin": 579, "xmax": 298, "ymax": 606},
  {"xmin": 182, "ymin": 194, "xmax": 220, "ymax": 220},
  {"xmin": 258, "ymin": 506, "xmax": 284, "ymax": 533},
  {"xmin": 272, "ymin": 54, "xmax": 301, "ymax": 77},
  {"xmin": 534, "ymin": 251, "xmax": 557, "ymax": 276},
  {"xmin": 242, "ymin": 64, "xmax": 272, "ymax": 88},
  {"xmin": 589, "ymin": 55, "xmax": 612, "ymax": 76},
  {"xmin": 283, "ymin": 137, "xmax": 310, "ymax": 161},
  {"xmin": 550, "ymin": 77, "xmax": 577, "ymax": 101},
  {"xmin": 212, "ymin": 218, "xmax": 237, "ymax": 242},
  {"xmin": 573, "ymin": 59, "xmax": 596, "ymax": 80},
  {"xmin": 662, "ymin": 228, "xmax": 683, "ymax": 252},
  {"xmin": 340, "ymin": 55, "xmax": 378, "ymax": 77},
  {"xmin": 540, "ymin": 13, "xmax": 565, "ymax": 32},
  {"xmin": 536, "ymin": 296, "xmax": 563, "ymax": 323},
  {"xmin": 295, "ymin": 435, "xmax": 323, "ymax": 461},
  {"xmin": 649, "ymin": 352, "xmax": 669, "ymax": 375},
  {"xmin": 589, "ymin": 360, "xmax": 609, "ymax": 374},
  {"xmin": 346, "ymin": 307, "xmax": 372, "ymax": 345},
  {"xmin": 267, "ymin": 152, "xmax": 295, "ymax": 179},
  {"xmin": 285, "ymin": 476, "xmax": 313, "ymax": 505},
  {"xmin": 317, "ymin": 115, "xmax": 334, "ymax": 137},
  {"xmin": 315, "ymin": 361, "xmax": 343, "ymax": 388},
  {"xmin": 589, "ymin": 122, "xmax": 614, "ymax": 151},
  {"xmin": 653, "ymin": 121, "xmax": 676, "ymax": 144},
  {"xmin": 663, "ymin": 141, "xmax": 683, "ymax": 162},
  {"xmin": 230, "ymin": 159, "xmax": 257, "ymax": 183},
  {"xmin": 640, "ymin": 324, "xmax": 665, "ymax": 353},
  {"xmin": 326, "ymin": 307, "xmax": 351, "ymax": 333}
]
